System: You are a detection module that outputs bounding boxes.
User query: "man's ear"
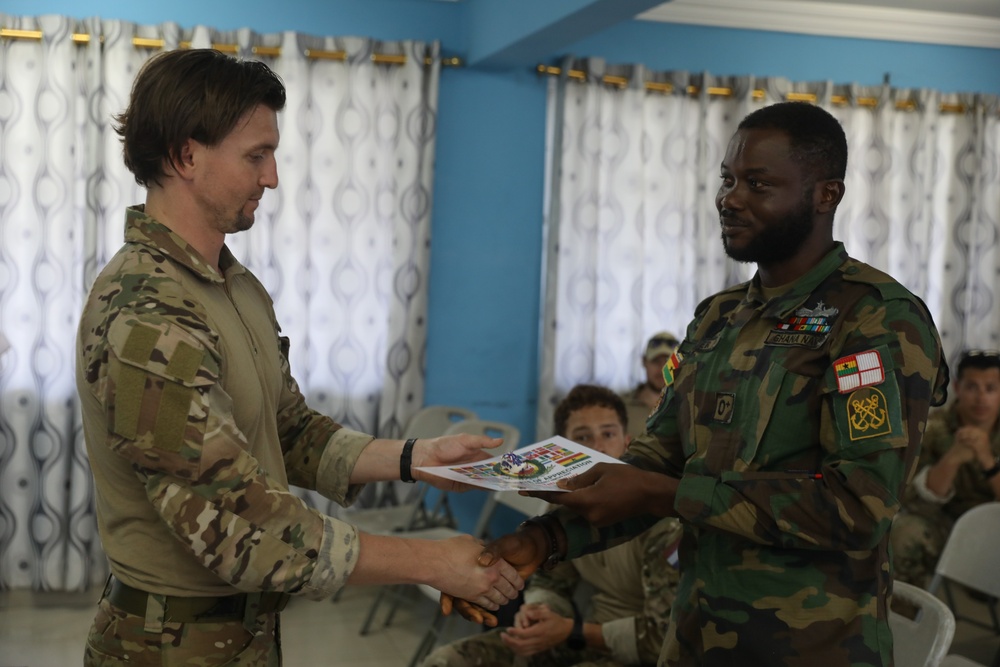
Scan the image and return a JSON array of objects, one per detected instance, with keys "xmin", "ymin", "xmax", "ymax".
[
  {"xmin": 816, "ymin": 179, "xmax": 846, "ymax": 213},
  {"xmin": 167, "ymin": 139, "xmax": 198, "ymax": 180}
]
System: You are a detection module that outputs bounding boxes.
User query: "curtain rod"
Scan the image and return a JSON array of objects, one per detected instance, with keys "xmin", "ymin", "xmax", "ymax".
[
  {"xmin": 0, "ymin": 28, "xmax": 462, "ymax": 67},
  {"xmin": 536, "ymin": 64, "xmax": 971, "ymax": 114}
]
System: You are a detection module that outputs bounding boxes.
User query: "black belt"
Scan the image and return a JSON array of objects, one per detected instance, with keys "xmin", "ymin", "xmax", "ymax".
[{"xmin": 104, "ymin": 576, "xmax": 290, "ymax": 623}]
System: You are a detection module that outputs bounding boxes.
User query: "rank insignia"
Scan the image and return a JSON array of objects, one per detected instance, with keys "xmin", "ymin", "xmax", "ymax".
[
  {"xmin": 845, "ymin": 387, "xmax": 892, "ymax": 440},
  {"xmin": 834, "ymin": 349, "xmax": 885, "ymax": 394}
]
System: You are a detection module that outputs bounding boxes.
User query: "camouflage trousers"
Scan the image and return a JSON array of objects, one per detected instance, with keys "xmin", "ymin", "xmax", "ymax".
[
  {"xmin": 83, "ymin": 597, "xmax": 281, "ymax": 666},
  {"xmin": 419, "ymin": 626, "xmax": 634, "ymax": 667},
  {"xmin": 889, "ymin": 509, "xmax": 953, "ymax": 588}
]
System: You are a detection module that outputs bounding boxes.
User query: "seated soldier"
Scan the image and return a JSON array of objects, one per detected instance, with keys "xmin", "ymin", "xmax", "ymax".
[
  {"xmin": 621, "ymin": 332, "xmax": 679, "ymax": 439},
  {"xmin": 421, "ymin": 384, "xmax": 682, "ymax": 667},
  {"xmin": 892, "ymin": 350, "xmax": 1000, "ymax": 588}
]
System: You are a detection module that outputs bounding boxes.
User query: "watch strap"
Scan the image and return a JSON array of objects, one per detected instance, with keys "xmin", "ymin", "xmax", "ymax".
[
  {"xmin": 400, "ymin": 438, "xmax": 417, "ymax": 483},
  {"xmin": 519, "ymin": 515, "xmax": 563, "ymax": 570},
  {"xmin": 567, "ymin": 604, "xmax": 586, "ymax": 650}
]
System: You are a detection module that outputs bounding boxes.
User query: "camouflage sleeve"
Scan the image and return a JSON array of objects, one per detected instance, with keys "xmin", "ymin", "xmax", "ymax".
[
  {"xmin": 105, "ymin": 310, "xmax": 357, "ymax": 599},
  {"xmin": 522, "ymin": 560, "xmax": 579, "ymax": 617},
  {"xmin": 614, "ymin": 517, "xmax": 682, "ymax": 665},
  {"xmin": 901, "ymin": 415, "xmax": 955, "ymax": 510},
  {"xmin": 270, "ymin": 334, "xmax": 372, "ymax": 503},
  {"xmin": 674, "ymin": 295, "xmax": 946, "ymax": 551}
]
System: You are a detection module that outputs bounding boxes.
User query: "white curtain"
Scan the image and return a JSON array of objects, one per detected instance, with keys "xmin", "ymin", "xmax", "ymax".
[
  {"xmin": 537, "ymin": 57, "xmax": 1000, "ymax": 438},
  {"xmin": 0, "ymin": 14, "xmax": 439, "ymax": 591}
]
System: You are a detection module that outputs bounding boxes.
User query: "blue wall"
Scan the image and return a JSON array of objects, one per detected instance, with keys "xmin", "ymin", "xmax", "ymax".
[{"xmin": 6, "ymin": 0, "xmax": 1000, "ymax": 533}]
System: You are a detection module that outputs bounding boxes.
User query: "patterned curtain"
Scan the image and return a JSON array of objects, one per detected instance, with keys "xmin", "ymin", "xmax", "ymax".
[
  {"xmin": 537, "ymin": 57, "xmax": 1000, "ymax": 438},
  {"xmin": 0, "ymin": 15, "xmax": 439, "ymax": 591}
]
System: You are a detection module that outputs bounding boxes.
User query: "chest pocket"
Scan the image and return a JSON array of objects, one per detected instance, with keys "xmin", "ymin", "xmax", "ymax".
[
  {"xmin": 687, "ymin": 354, "xmax": 825, "ymax": 472},
  {"xmin": 743, "ymin": 361, "xmax": 824, "ymax": 467}
]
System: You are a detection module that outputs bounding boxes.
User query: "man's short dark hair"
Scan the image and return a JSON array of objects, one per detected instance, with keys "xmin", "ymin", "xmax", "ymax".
[
  {"xmin": 553, "ymin": 384, "xmax": 628, "ymax": 437},
  {"xmin": 114, "ymin": 49, "xmax": 287, "ymax": 188},
  {"xmin": 957, "ymin": 350, "xmax": 1000, "ymax": 379},
  {"xmin": 738, "ymin": 101, "xmax": 848, "ymax": 181}
]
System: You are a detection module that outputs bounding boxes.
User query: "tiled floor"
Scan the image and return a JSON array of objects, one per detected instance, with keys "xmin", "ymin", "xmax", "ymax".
[
  {"xmin": 1, "ymin": 582, "xmax": 998, "ymax": 666},
  {"xmin": 0, "ymin": 584, "xmax": 480, "ymax": 667}
]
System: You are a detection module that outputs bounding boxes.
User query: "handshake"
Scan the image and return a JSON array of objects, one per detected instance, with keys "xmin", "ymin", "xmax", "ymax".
[{"xmin": 442, "ymin": 514, "xmax": 564, "ymax": 625}]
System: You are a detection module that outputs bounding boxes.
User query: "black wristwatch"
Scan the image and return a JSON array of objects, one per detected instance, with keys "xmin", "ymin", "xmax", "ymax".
[
  {"xmin": 984, "ymin": 457, "xmax": 1000, "ymax": 480},
  {"xmin": 567, "ymin": 607, "xmax": 586, "ymax": 650}
]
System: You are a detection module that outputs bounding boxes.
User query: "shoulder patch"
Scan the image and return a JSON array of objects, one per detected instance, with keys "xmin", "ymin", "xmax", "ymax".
[
  {"xmin": 845, "ymin": 387, "xmax": 892, "ymax": 441},
  {"xmin": 834, "ymin": 350, "xmax": 885, "ymax": 394}
]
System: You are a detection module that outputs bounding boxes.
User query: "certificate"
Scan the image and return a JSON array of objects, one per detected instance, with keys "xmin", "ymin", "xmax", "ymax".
[{"xmin": 416, "ymin": 435, "xmax": 625, "ymax": 492}]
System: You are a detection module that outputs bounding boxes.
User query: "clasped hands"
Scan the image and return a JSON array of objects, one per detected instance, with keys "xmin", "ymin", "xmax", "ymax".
[{"xmin": 949, "ymin": 425, "xmax": 995, "ymax": 469}]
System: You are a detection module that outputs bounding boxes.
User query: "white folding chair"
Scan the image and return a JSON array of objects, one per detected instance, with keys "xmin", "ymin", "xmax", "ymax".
[
  {"xmin": 891, "ymin": 580, "xmax": 956, "ymax": 667},
  {"xmin": 331, "ymin": 407, "xmax": 476, "ymax": 604},
  {"xmin": 348, "ymin": 405, "xmax": 478, "ymax": 534},
  {"xmin": 941, "ymin": 656, "xmax": 988, "ymax": 667},
  {"xmin": 927, "ymin": 503, "xmax": 1000, "ymax": 667}
]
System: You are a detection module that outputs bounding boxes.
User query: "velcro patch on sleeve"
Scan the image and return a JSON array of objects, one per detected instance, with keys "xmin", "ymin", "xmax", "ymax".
[
  {"xmin": 164, "ymin": 340, "xmax": 204, "ymax": 384},
  {"xmin": 834, "ymin": 350, "xmax": 885, "ymax": 394}
]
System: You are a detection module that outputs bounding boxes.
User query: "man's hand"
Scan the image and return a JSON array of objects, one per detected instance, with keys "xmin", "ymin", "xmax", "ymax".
[
  {"xmin": 500, "ymin": 603, "xmax": 573, "ymax": 657},
  {"xmin": 429, "ymin": 535, "xmax": 523, "ymax": 610},
  {"xmin": 440, "ymin": 525, "xmax": 549, "ymax": 626},
  {"xmin": 525, "ymin": 462, "xmax": 678, "ymax": 526},
  {"xmin": 953, "ymin": 426, "xmax": 995, "ymax": 468},
  {"xmin": 412, "ymin": 435, "xmax": 504, "ymax": 491}
]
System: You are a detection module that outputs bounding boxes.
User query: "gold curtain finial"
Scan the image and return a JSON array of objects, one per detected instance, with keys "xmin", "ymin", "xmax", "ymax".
[
  {"xmin": 0, "ymin": 28, "xmax": 461, "ymax": 67},
  {"xmin": 536, "ymin": 63, "xmax": 975, "ymax": 114}
]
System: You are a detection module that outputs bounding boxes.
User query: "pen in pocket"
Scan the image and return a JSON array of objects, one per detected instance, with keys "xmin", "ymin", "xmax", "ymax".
[{"xmin": 784, "ymin": 470, "xmax": 823, "ymax": 479}]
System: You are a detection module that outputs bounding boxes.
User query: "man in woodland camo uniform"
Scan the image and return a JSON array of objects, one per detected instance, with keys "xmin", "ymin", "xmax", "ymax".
[
  {"xmin": 77, "ymin": 49, "xmax": 521, "ymax": 666},
  {"xmin": 445, "ymin": 102, "xmax": 948, "ymax": 667},
  {"xmin": 891, "ymin": 350, "xmax": 1000, "ymax": 588},
  {"xmin": 422, "ymin": 385, "xmax": 681, "ymax": 667}
]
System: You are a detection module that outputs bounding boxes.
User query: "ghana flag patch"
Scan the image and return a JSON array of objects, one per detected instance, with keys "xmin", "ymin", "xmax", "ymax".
[{"xmin": 834, "ymin": 350, "xmax": 885, "ymax": 394}]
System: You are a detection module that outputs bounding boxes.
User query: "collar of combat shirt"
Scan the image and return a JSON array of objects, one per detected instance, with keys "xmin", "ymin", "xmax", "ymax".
[
  {"xmin": 745, "ymin": 241, "xmax": 849, "ymax": 321},
  {"xmin": 124, "ymin": 205, "xmax": 246, "ymax": 284}
]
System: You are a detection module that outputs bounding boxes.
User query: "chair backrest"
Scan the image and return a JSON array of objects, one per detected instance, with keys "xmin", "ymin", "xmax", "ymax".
[
  {"xmin": 442, "ymin": 419, "xmax": 520, "ymax": 453},
  {"xmin": 891, "ymin": 580, "xmax": 956, "ymax": 667},
  {"xmin": 404, "ymin": 405, "xmax": 478, "ymax": 439},
  {"xmin": 929, "ymin": 502, "xmax": 1000, "ymax": 599}
]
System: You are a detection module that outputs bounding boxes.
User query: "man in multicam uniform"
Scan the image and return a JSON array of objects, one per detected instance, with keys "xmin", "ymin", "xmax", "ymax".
[
  {"xmin": 891, "ymin": 350, "xmax": 1000, "ymax": 588},
  {"xmin": 77, "ymin": 49, "xmax": 522, "ymax": 666},
  {"xmin": 422, "ymin": 384, "xmax": 681, "ymax": 667},
  {"xmin": 443, "ymin": 102, "xmax": 948, "ymax": 667}
]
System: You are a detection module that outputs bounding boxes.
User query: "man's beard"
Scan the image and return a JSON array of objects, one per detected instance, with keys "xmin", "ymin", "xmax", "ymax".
[
  {"xmin": 232, "ymin": 210, "xmax": 255, "ymax": 233},
  {"xmin": 722, "ymin": 197, "xmax": 814, "ymax": 264}
]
